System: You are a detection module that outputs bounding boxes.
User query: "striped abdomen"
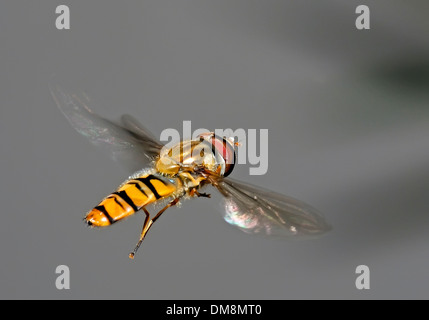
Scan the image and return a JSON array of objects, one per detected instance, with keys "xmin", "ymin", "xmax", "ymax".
[{"xmin": 85, "ymin": 172, "xmax": 177, "ymax": 227}]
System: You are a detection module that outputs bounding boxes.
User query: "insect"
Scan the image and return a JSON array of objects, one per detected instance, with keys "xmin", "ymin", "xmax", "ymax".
[{"xmin": 50, "ymin": 85, "xmax": 331, "ymax": 259}]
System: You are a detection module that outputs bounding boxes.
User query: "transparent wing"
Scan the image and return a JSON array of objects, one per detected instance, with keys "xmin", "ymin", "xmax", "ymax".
[
  {"xmin": 213, "ymin": 177, "xmax": 331, "ymax": 238},
  {"xmin": 50, "ymin": 84, "xmax": 163, "ymax": 173},
  {"xmin": 120, "ymin": 114, "xmax": 163, "ymax": 156}
]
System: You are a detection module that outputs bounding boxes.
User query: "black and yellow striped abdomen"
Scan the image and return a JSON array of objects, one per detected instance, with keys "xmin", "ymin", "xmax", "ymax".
[{"xmin": 85, "ymin": 171, "xmax": 177, "ymax": 227}]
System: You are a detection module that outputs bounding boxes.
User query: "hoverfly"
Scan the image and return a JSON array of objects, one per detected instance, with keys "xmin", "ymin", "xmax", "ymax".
[{"xmin": 50, "ymin": 85, "xmax": 330, "ymax": 259}]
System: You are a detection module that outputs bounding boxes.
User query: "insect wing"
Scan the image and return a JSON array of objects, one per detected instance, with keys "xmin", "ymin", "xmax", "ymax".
[
  {"xmin": 50, "ymin": 84, "xmax": 163, "ymax": 173},
  {"xmin": 120, "ymin": 114, "xmax": 163, "ymax": 155},
  {"xmin": 216, "ymin": 178, "xmax": 331, "ymax": 238}
]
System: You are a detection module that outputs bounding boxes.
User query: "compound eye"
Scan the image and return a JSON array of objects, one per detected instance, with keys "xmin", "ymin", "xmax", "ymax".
[{"xmin": 211, "ymin": 136, "xmax": 236, "ymax": 177}]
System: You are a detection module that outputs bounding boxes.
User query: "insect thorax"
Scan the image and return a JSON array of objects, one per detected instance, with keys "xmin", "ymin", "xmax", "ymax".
[{"xmin": 155, "ymin": 139, "xmax": 224, "ymax": 176}]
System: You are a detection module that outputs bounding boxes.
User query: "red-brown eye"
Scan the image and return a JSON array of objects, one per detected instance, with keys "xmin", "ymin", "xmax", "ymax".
[{"xmin": 211, "ymin": 135, "xmax": 236, "ymax": 177}]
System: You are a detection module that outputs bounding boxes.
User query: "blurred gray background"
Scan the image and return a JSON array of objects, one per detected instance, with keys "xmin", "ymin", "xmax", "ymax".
[{"xmin": 1, "ymin": 0, "xmax": 429, "ymax": 299}]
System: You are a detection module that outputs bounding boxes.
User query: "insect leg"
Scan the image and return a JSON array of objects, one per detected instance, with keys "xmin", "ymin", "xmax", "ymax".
[
  {"xmin": 152, "ymin": 197, "xmax": 180, "ymax": 223},
  {"xmin": 128, "ymin": 198, "xmax": 180, "ymax": 259},
  {"xmin": 128, "ymin": 207, "xmax": 152, "ymax": 259},
  {"xmin": 195, "ymin": 190, "xmax": 211, "ymax": 198},
  {"xmin": 189, "ymin": 188, "xmax": 211, "ymax": 198}
]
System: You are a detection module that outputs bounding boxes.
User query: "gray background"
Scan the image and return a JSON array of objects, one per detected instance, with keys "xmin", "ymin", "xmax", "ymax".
[{"xmin": 1, "ymin": 0, "xmax": 429, "ymax": 299}]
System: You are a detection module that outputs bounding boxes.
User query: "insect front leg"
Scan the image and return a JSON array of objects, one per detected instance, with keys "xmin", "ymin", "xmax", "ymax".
[
  {"xmin": 178, "ymin": 171, "xmax": 211, "ymax": 198},
  {"xmin": 189, "ymin": 188, "xmax": 211, "ymax": 198}
]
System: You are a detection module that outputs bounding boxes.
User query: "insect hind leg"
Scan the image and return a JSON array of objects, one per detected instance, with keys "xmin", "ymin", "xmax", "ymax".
[
  {"xmin": 128, "ymin": 207, "xmax": 152, "ymax": 259},
  {"xmin": 128, "ymin": 197, "xmax": 180, "ymax": 259}
]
